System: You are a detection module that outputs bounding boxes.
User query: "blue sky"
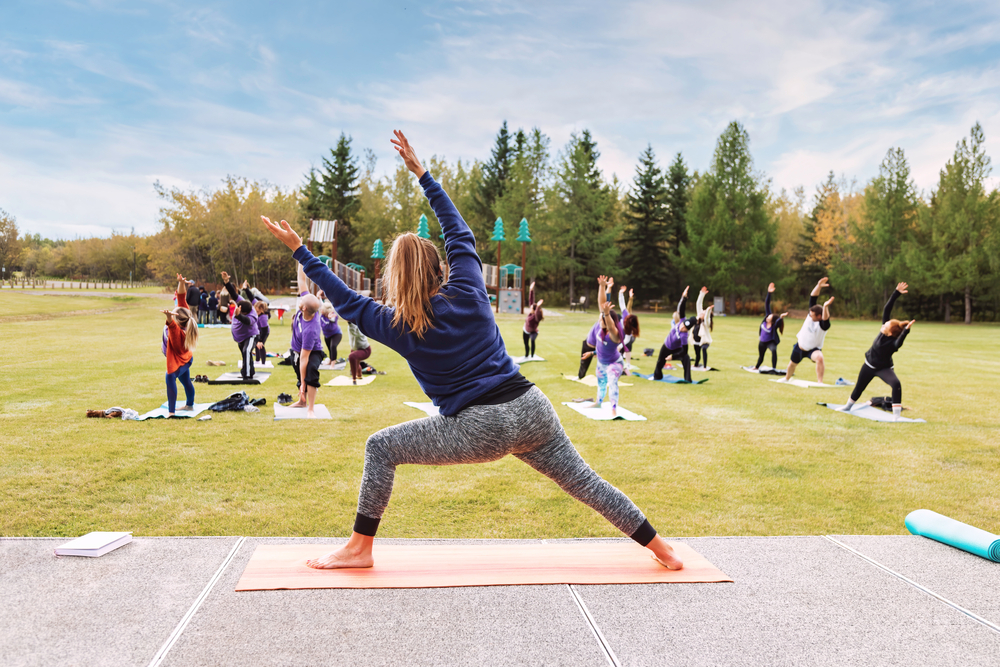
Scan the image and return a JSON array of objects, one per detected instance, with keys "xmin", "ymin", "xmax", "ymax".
[{"xmin": 3, "ymin": 0, "xmax": 1000, "ymax": 239}]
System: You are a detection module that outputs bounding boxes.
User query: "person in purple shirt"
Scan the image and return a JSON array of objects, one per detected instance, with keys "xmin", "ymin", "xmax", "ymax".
[
  {"xmin": 522, "ymin": 281, "xmax": 544, "ymax": 359},
  {"xmin": 254, "ymin": 301, "xmax": 270, "ymax": 365},
  {"xmin": 289, "ymin": 276, "xmax": 325, "ymax": 418},
  {"xmin": 577, "ymin": 277, "xmax": 614, "ymax": 379},
  {"xmin": 651, "ymin": 286, "xmax": 700, "ymax": 383},
  {"xmin": 221, "ymin": 271, "xmax": 259, "ymax": 380},
  {"xmin": 752, "ymin": 282, "xmax": 787, "ymax": 371},
  {"xmin": 320, "ymin": 303, "xmax": 343, "ymax": 363},
  {"xmin": 261, "ymin": 130, "xmax": 684, "ymax": 572},
  {"xmin": 580, "ymin": 276, "xmax": 625, "ymax": 416}
]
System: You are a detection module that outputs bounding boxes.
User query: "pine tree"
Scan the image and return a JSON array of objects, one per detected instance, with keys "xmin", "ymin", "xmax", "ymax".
[
  {"xmin": 663, "ymin": 152, "xmax": 690, "ymax": 297},
  {"xmin": 620, "ymin": 145, "xmax": 670, "ymax": 301},
  {"xmin": 681, "ymin": 121, "xmax": 781, "ymax": 313},
  {"xmin": 474, "ymin": 122, "xmax": 516, "ymax": 254},
  {"xmin": 546, "ymin": 130, "xmax": 619, "ymax": 303},
  {"xmin": 319, "ymin": 133, "xmax": 361, "ymax": 262},
  {"xmin": 300, "ymin": 168, "xmax": 324, "ymax": 222}
]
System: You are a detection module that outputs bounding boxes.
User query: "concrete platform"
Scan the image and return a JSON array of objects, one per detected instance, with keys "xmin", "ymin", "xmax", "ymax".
[{"xmin": 2, "ymin": 535, "xmax": 998, "ymax": 666}]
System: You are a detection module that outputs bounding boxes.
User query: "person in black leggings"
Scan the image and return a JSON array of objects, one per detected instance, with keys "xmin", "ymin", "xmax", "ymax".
[
  {"xmin": 651, "ymin": 286, "xmax": 704, "ymax": 383},
  {"xmin": 753, "ymin": 282, "xmax": 787, "ymax": 370},
  {"xmin": 841, "ymin": 282, "xmax": 914, "ymax": 419}
]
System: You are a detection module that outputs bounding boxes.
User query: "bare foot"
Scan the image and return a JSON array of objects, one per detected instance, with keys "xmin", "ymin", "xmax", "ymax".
[
  {"xmin": 307, "ymin": 410, "xmax": 316, "ymax": 418},
  {"xmin": 611, "ymin": 408, "xmax": 617, "ymax": 418},
  {"xmin": 306, "ymin": 546, "xmax": 374, "ymax": 569},
  {"xmin": 289, "ymin": 400, "xmax": 307, "ymax": 408},
  {"xmin": 648, "ymin": 537, "xmax": 684, "ymax": 570}
]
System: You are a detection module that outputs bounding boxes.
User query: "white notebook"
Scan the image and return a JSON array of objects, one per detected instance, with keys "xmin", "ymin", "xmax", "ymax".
[{"xmin": 54, "ymin": 532, "xmax": 132, "ymax": 557}]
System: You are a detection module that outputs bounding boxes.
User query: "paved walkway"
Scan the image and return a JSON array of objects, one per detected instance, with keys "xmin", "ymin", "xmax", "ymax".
[{"xmin": 3, "ymin": 536, "xmax": 999, "ymax": 666}]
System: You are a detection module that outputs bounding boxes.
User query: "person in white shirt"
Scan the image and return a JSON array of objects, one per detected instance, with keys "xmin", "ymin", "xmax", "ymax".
[
  {"xmin": 784, "ymin": 277, "xmax": 834, "ymax": 383},
  {"xmin": 692, "ymin": 286, "xmax": 714, "ymax": 369}
]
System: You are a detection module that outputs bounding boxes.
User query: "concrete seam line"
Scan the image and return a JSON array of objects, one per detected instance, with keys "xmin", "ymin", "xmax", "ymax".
[
  {"xmin": 824, "ymin": 535, "xmax": 1000, "ymax": 635},
  {"xmin": 567, "ymin": 584, "xmax": 621, "ymax": 667},
  {"xmin": 147, "ymin": 536, "xmax": 248, "ymax": 667}
]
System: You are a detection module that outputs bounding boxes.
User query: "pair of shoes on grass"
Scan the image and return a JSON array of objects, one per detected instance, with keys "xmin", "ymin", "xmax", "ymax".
[{"xmin": 193, "ymin": 374, "xmax": 210, "ymax": 383}]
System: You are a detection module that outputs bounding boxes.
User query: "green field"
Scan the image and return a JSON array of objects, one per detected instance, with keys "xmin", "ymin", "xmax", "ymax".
[{"xmin": 1, "ymin": 291, "xmax": 997, "ymax": 539}]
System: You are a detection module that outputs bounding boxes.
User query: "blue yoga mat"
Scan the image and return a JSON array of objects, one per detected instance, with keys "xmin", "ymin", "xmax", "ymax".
[
  {"xmin": 632, "ymin": 372, "xmax": 707, "ymax": 385},
  {"xmin": 905, "ymin": 509, "xmax": 1000, "ymax": 562}
]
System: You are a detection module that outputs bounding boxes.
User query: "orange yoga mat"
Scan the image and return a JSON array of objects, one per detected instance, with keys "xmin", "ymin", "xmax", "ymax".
[{"xmin": 235, "ymin": 542, "xmax": 732, "ymax": 591}]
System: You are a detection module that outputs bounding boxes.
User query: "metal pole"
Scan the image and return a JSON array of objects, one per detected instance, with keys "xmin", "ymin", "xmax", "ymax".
[
  {"xmin": 520, "ymin": 242, "xmax": 526, "ymax": 314},
  {"xmin": 495, "ymin": 241, "xmax": 501, "ymax": 313}
]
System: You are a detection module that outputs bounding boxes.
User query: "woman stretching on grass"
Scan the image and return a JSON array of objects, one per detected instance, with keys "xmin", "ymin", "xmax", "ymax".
[
  {"xmin": 581, "ymin": 275, "xmax": 625, "ymax": 417},
  {"xmin": 840, "ymin": 282, "xmax": 914, "ymax": 419},
  {"xmin": 261, "ymin": 130, "xmax": 683, "ymax": 571},
  {"xmin": 751, "ymin": 283, "xmax": 787, "ymax": 371},
  {"xmin": 617, "ymin": 286, "xmax": 639, "ymax": 373},
  {"xmin": 160, "ymin": 273, "xmax": 199, "ymax": 416}
]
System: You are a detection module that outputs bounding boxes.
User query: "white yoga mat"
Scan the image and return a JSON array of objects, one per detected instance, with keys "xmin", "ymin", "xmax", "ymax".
[
  {"xmin": 561, "ymin": 401, "xmax": 646, "ymax": 421},
  {"xmin": 273, "ymin": 404, "xmax": 333, "ymax": 420},
  {"xmin": 771, "ymin": 377, "xmax": 834, "ymax": 388},
  {"xmin": 511, "ymin": 355, "xmax": 546, "ymax": 364},
  {"xmin": 563, "ymin": 374, "xmax": 633, "ymax": 387},
  {"xmin": 237, "ymin": 361, "xmax": 274, "ymax": 369},
  {"xmin": 326, "ymin": 375, "xmax": 376, "ymax": 386},
  {"xmin": 209, "ymin": 372, "xmax": 271, "ymax": 385},
  {"xmin": 319, "ymin": 360, "xmax": 347, "ymax": 371},
  {"xmin": 821, "ymin": 403, "xmax": 925, "ymax": 423},
  {"xmin": 404, "ymin": 401, "xmax": 440, "ymax": 417},
  {"xmin": 135, "ymin": 402, "xmax": 216, "ymax": 421}
]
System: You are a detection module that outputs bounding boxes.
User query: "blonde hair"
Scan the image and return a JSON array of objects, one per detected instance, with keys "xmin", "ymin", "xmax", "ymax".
[
  {"xmin": 382, "ymin": 232, "xmax": 444, "ymax": 339},
  {"xmin": 320, "ymin": 303, "xmax": 335, "ymax": 317},
  {"xmin": 253, "ymin": 301, "xmax": 268, "ymax": 315},
  {"xmin": 174, "ymin": 307, "xmax": 199, "ymax": 352}
]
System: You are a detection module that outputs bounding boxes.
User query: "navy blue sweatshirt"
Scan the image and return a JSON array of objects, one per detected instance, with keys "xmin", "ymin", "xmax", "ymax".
[{"xmin": 293, "ymin": 171, "xmax": 520, "ymax": 416}]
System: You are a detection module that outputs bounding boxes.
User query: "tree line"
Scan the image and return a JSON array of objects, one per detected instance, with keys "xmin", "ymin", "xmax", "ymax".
[{"xmin": 6, "ymin": 121, "xmax": 999, "ymax": 321}]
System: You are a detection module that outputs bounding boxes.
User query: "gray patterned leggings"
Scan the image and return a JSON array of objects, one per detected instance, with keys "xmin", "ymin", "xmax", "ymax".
[{"xmin": 354, "ymin": 387, "xmax": 655, "ymax": 544}]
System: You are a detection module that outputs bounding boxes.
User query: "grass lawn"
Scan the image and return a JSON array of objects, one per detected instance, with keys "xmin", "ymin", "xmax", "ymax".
[{"xmin": 1, "ymin": 291, "xmax": 997, "ymax": 539}]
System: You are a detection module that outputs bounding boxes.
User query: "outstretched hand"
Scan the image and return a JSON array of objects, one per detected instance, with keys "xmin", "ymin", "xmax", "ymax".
[
  {"xmin": 619, "ymin": 285, "xmax": 627, "ymax": 293},
  {"xmin": 597, "ymin": 274, "xmax": 608, "ymax": 286},
  {"xmin": 390, "ymin": 130, "xmax": 426, "ymax": 178},
  {"xmin": 824, "ymin": 296, "xmax": 835, "ymax": 307},
  {"xmin": 682, "ymin": 285, "xmax": 690, "ymax": 298},
  {"xmin": 261, "ymin": 216, "xmax": 304, "ymax": 252},
  {"xmin": 906, "ymin": 320, "xmax": 915, "ymax": 329},
  {"xmin": 241, "ymin": 280, "xmax": 249, "ymax": 290},
  {"xmin": 700, "ymin": 286, "xmax": 708, "ymax": 294},
  {"xmin": 896, "ymin": 282, "xmax": 908, "ymax": 294},
  {"xmin": 537, "ymin": 299, "xmax": 544, "ymax": 306},
  {"xmin": 220, "ymin": 271, "xmax": 230, "ymax": 283},
  {"xmin": 768, "ymin": 282, "xmax": 775, "ymax": 293},
  {"xmin": 817, "ymin": 277, "xmax": 830, "ymax": 289},
  {"xmin": 629, "ymin": 288, "xmax": 634, "ymax": 298},
  {"xmin": 779, "ymin": 311, "xmax": 788, "ymax": 319}
]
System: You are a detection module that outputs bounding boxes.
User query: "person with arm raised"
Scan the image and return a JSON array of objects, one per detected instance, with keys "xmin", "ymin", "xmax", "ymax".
[
  {"xmin": 784, "ymin": 277, "xmax": 834, "ymax": 384},
  {"xmin": 261, "ymin": 130, "xmax": 683, "ymax": 571}
]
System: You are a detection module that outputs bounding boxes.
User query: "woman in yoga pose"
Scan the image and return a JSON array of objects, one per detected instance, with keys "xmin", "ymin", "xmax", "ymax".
[
  {"xmin": 752, "ymin": 283, "xmax": 787, "ymax": 371},
  {"xmin": 522, "ymin": 281, "xmax": 544, "ymax": 359},
  {"xmin": 784, "ymin": 277, "xmax": 834, "ymax": 383},
  {"xmin": 160, "ymin": 273, "xmax": 199, "ymax": 416},
  {"xmin": 617, "ymin": 286, "xmax": 639, "ymax": 373},
  {"xmin": 693, "ymin": 286, "xmax": 714, "ymax": 370},
  {"xmin": 261, "ymin": 131, "xmax": 682, "ymax": 570},
  {"xmin": 841, "ymin": 282, "xmax": 914, "ymax": 419},
  {"xmin": 580, "ymin": 276, "xmax": 625, "ymax": 416},
  {"xmin": 651, "ymin": 286, "xmax": 702, "ymax": 383}
]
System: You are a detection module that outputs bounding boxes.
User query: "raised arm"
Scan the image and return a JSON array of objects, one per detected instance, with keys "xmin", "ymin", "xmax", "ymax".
[
  {"xmin": 220, "ymin": 271, "xmax": 239, "ymax": 302},
  {"xmin": 393, "ymin": 130, "xmax": 482, "ymax": 294},
  {"xmin": 809, "ymin": 277, "xmax": 828, "ymax": 308},
  {"xmin": 627, "ymin": 288, "xmax": 634, "ymax": 314},
  {"xmin": 765, "ymin": 282, "xmax": 774, "ymax": 316},
  {"xmin": 677, "ymin": 286, "xmax": 689, "ymax": 318},
  {"xmin": 175, "ymin": 274, "xmax": 188, "ymax": 310},
  {"xmin": 821, "ymin": 296, "xmax": 834, "ymax": 328},
  {"xmin": 529, "ymin": 281, "xmax": 536, "ymax": 307},
  {"xmin": 618, "ymin": 285, "xmax": 628, "ymax": 314},
  {"xmin": 597, "ymin": 275, "xmax": 608, "ymax": 313},
  {"xmin": 883, "ymin": 282, "xmax": 907, "ymax": 323},
  {"xmin": 696, "ymin": 286, "xmax": 708, "ymax": 316},
  {"xmin": 896, "ymin": 320, "xmax": 914, "ymax": 349},
  {"xmin": 600, "ymin": 299, "xmax": 620, "ymax": 344}
]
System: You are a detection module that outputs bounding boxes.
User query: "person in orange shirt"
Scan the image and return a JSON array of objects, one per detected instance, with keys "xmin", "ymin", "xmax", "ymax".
[{"xmin": 160, "ymin": 273, "xmax": 200, "ymax": 416}]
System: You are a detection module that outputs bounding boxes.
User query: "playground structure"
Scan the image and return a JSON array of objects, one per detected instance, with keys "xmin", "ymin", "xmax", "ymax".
[{"xmin": 482, "ymin": 263, "xmax": 523, "ymax": 314}]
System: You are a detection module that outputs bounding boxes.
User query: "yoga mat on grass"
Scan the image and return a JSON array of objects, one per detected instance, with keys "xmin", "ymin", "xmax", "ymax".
[
  {"xmin": 238, "ymin": 360, "xmax": 274, "ymax": 369},
  {"xmin": 326, "ymin": 375, "xmax": 376, "ymax": 386},
  {"xmin": 905, "ymin": 509, "xmax": 1000, "ymax": 562},
  {"xmin": 562, "ymin": 374, "xmax": 633, "ymax": 387},
  {"xmin": 197, "ymin": 323, "xmax": 232, "ymax": 329},
  {"xmin": 820, "ymin": 403, "xmax": 926, "ymax": 423},
  {"xmin": 404, "ymin": 401, "xmax": 440, "ymax": 417},
  {"xmin": 135, "ymin": 402, "xmax": 217, "ymax": 421},
  {"xmin": 235, "ymin": 542, "xmax": 732, "ymax": 590},
  {"xmin": 208, "ymin": 372, "xmax": 270, "ymax": 385},
  {"xmin": 771, "ymin": 377, "xmax": 832, "ymax": 388},
  {"xmin": 318, "ymin": 360, "xmax": 347, "ymax": 371},
  {"xmin": 561, "ymin": 401, "xmax": 646, "ymax": 421},
  {"xmin": 273, "ymin": 404, "xmax": 332, "ymax": 420},
  {"xmin": 511, "ymin": 355, "xmax": 546, "ymax": 364},
  {"xmin": 632, "ymin": 372, "xmax": 707, "ymax": 385},
  {"xmin": 691, "ymin": 366, "xmax": 719, "ymax": 372},
  {"xmin": 741, "ymin": 366, "xmax": 784, "ymax": 375}
]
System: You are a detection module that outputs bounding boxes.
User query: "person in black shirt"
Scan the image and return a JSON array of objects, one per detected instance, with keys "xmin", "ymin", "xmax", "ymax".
[{"xmin": 841, "ymin": 282, "xmax": 914, "ymax": 419}]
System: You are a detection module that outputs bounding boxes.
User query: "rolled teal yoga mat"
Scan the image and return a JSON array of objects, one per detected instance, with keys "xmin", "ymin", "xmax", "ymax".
[{"xmin": 905, "ymin": 509, "xmax": 1000, "ymax": 562}]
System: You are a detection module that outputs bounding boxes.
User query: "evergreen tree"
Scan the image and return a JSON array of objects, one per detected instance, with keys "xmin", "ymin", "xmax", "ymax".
[
  {"xmin": 300, "ymin": 168, "xmax": 324, "ymax": 221},
  {"xmin": 545, "ymin": 130, "xmax": 619, "ymax": 303},
  {"xmin": 474, "ymin": 122, "xmax": 516, "ymax": 253},
  {"xmin": 909, "ymin": 123, "xmax": 999, "ymax": 322},
  {"xmin": 681, "ymin": 121, "xmax": 781, "ymax": 313},
  {"xmin": 620, "ymin": 145, "xmax": 670, "ymax": 301},
  {"xmin": 319, "ymin": 133, "xmax": 361, "ymax": 262},
  {"xmin": 795, "ymin": 171, "xmax": 837, "ymax": 296},
  {"xmin": 495, "ymin": 128, "xmax": 551, "ymax": 280},
  {"xmin": 663, "ymin": 152, "xmax": 690, "ymax": 296}
]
